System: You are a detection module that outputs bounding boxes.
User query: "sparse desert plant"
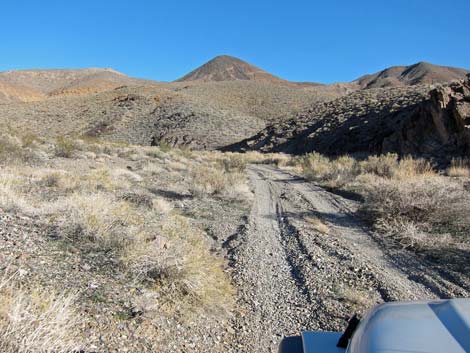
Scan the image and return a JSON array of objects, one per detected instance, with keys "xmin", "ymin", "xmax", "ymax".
[
  {"xmin": 123, "ymin": 215, "xmax": 233, "ymax": 317},
  {"xmin": 297, "ymin": 152, "xmax": 359, "ymax": 187},
  {"xmin": 361, "ymin": 176, "xmax": 470, "ymax": 249},
  {"xmin": 0, "ymin": 272, "xmax": 81, "ymax": 353},
  {"xmin": 189, "ymin": 163, "xmax": 249, "ymax": 199},
  {"xmin": 152, "ymin": 197, "xmax": 173, "ymax": 215},
  {"xmin": 54, "ymin": 136, "xmax": 77, "ymax": 158},
  {"xmin": 59, "ymin": 193, "xmax": 143, "ymax": 248},
  {"xmin": 189, "ymin": 164, "xmax": 227, "ymax": 196},
  {"xmin": 304, "ymin": 215, "xmax": 330, "ymax": 234},
  {"xmin": 335, "ymin": 285, "xmax": 374, "ymax": 310},
  {"xmin": 447, "ymin": 158, "xmax": 470, "ymax": 177},
  {"xmin": 392, "ymin": 156, "xmax": 435, "ymax": 180},
  {"xmin": 219, "ymin": 154, "xmax": 247, "ymax": 172},
  {"xmin": 359, "ymin": 153, "xmax": 399, "ymax": 178},
  {"xmin": 0, "ymin": 173, "xmax": 36, "ymax": 214}
]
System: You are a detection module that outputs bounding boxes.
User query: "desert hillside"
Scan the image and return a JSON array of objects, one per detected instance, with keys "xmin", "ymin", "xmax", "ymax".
[
  {"xmin": 1, "ymin": 57, "xmax": 468, "ymax": 154},
  {"xmin": 355, "ymin": 61, "xmax": 469, "ymax": 89},
  {"xmin": 226, "ymin": 76, "xmax": 470, "ymax": 160},
  {"xmin": 0, "ymin": 68, "xmax": 153, "ymax": 103}
]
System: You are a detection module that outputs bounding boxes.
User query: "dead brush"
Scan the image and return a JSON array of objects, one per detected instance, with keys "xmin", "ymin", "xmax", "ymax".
[
  {"xmin": 304, "ymin": 215, "xmax": 330, "ymax": 234},
  {"xmin": 0, "ymin": 271, "xmax": 81, "ymax": 353},
  {"xmin": 361, "ymin": 176, "xmax": 470, "ymax": 250},
  {"xmin": 123, "ymin": 215, "xmax": 234, "ymax": 318},
  {"xmin": 447, "ymin": 158, "xmax": 470, "ymax": 177},
  {"xmin": 58, "ymin": 193, "xmax": 144, "ymax": 249},
  {"xmin": 188, "ymin": 162, "xmax": 249, "ymax": 199}
]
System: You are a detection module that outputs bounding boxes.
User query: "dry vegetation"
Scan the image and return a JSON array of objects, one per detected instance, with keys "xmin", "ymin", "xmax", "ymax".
[
  {"xmin": 0, "ymin": 131, "xmax": 256, "ymax": 351},
  {"xmin": 0, "ymin": 270, "xmax": 81, "ymax": 353},
  {"xmin": 293, "ymin": 152, "xmax": 470, "ymax": 268}
]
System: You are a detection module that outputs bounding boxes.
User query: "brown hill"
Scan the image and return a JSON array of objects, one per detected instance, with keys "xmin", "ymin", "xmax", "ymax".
[
  {"xmin": 176, "ymin": 55, "xmax": 288, "ymax": 83},
  {"xmin": 0, "ymin": 79, "xmax": 44, "ymax": 102},
  {"xmin": 354, "ymin": 62, "xmax": 469, "ymax": 89},
  {"xmin": 0, "ymin": 68, "xmax": 152, "ymax": 101}
]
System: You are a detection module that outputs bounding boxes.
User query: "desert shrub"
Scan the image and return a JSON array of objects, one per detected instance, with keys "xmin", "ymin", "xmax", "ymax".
[
  {"xmin": 359, "ymin": 153, "xmax": 398, "ymax": 178},
  {"xmin": 297, "ymin": 152, "xmax": 359, "ymax": 187},
  {"xmin": 158, "ymin": 141, "xmax": 172, "ymax": 153},
  {"xmin": 447, "ymin": 158, "xmax": 470, "ymax": 177},
  {"xmin": 54, "ymin": 136, "xmax": 76, "ymax": 158},
  {"xmin": 361, "ymin": 176, "xmax": 470, "ymax": 249},
  {"xmin": 189, "ymin": 163, "xmax": 249, "ymax": 199},
  {"xmin": 120, "ymin": 192, "xmax": 153, "ymax": 209},
  {"xmin": 219, "ymin": 154, "xmax": 247, "ymax": 172},
  {"xmin": 0, "ymin": 134, "xmax": 39, "ymax": 164},
  {"xmin": 297, "ymin": 153, "xmax": 435, "ymax": 186},
  {"xmin": 0, "ymin": 172, "xmax": 37, "ymax": 214},
  {"xmin": 152, "ymin": 197, "xmax": 173, "ymax": 215},
  {"xmin": 0, "ymin": 274, "xmax": 81, "ymax": 353},
  {"xmin": 59, "ymin": 193, "xmax": 143, "ymax": 249},
  {"xmin": 392, "ymin": 156, "xmax": 435, "ymax": 180},
  {"xmin": 123, "ymin": 215, "xmax": 233, "ymax": 316},
  {"xmin": 189, "ymin": 165, "xmax": 227, "ymax": 196},
  {"xmin": 19, "ymin": 133, "xmax": 42, "ymax": 148}
]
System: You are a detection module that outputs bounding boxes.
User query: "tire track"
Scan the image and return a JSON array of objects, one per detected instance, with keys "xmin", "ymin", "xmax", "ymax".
[{"xmin": 225, "ymin": 164, "xmax": 469, "ymax": 353}]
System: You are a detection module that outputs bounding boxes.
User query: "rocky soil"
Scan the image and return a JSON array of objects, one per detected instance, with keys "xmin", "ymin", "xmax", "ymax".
[{"xmin": 222, "ymin": 165, "xmax": 469, "ymax": 352}]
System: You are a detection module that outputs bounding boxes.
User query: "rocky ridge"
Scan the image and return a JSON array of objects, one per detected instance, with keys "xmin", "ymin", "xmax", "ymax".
[{"xmin": 225, "ymin": 77, "xmax": 470, "ymax": 159}]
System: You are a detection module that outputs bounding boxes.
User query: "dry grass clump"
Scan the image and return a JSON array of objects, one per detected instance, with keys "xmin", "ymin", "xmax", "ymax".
[
  {"xmin": 0, "ymin": 133, "xmax": 46, "ymax": 164},
  {"xmin": 335, "ymin": 285, "xmax": 374, "ymax": 311},
  {"xmin": 362, "ymin": 176, "xmax": 470, "ymax": 250},
  {"xmin": 54, "ymin": 136, "xmax": 77, "ymax": 158},
  {"xmin": 304, "ymin": 216, "xmax": 330, "ymax": 234},
  {"xmin": 123, "ymin": 215, "xmax": 234, "ymax": 317},
  {"xmin": 189, "ymin": 162, "xmax": 250, "ymax": 199},
  {"xmin": 447, "ymin": 158, "xmax": 470, "ymax": 177},
  {"xmin": 0, "ymin": 272, "xmax": 81, "ymax": 353},
  {"xmin": 0, "ymin": 171, "xmax": 39, "ymax": 214},
  {"xmin": 58, "ymin": 193, "xmax": 144, "ymax": 248},
  {"xmin": 296, "ymin": 153, "xmax": 358, "ymax": 187},
  {"xmin": 152, "ymin": 197, "xmax": 174, "ymax": 215},
  {"xmin": 297, "ymin": 153, "xmax": 434, "ymax": 187}
]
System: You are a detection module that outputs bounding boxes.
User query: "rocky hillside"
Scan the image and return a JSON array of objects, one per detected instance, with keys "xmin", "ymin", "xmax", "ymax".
[
  {"xmin": 354, "ymin": 62, "xmax": 469, "ymax": 89},
  {"xmin": 1, "ymin": 58, "xmax": 468, "ymax": 152},
  {"xmin": 225, "ymin": 76, "xmax": 470, "ymax": 159},
  {"xmin": 0, "ymin": 66, "xmax": 336, "ymax": 149}
]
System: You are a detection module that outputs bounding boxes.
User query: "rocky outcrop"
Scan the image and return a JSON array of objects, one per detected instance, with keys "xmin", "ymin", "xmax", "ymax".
[
  {"xmin": 223, "ymin": 78, "xmax": 470, "ymax": 160},
  {"xmin": 382, "ymin": 77, "xmax": 470, "ymax": 157}
]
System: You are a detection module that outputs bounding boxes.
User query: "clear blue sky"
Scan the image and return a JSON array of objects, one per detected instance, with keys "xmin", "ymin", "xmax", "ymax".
[{"xmin": 0, "ymin": 0, "xmax": 468, "ymax": 83}]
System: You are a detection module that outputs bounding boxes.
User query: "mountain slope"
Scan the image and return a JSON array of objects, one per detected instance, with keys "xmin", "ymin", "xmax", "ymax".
[
  {"xmin": 176, "ymin": 55, "xmax": 287, "ymax": 83},
  {"xmin": 0, "ymin": 68, "xmax": 152, "ymax": 101},
  {"xmin": 355, "ymin": 62, "xmax": 469, "ymax": 89},
  {"xmin": 223, "ymin": 77, "xmax": 470, "ymax": 158}
]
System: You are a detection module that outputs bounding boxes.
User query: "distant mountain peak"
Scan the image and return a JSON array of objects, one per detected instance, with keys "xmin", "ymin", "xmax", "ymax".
[
  {"xmin": 355, "ymin": 61, "xmax": 469, "ymax": 89},
  {"xmin": 176, "ymin": 55, "xmax": 286, "ymax": 83}
]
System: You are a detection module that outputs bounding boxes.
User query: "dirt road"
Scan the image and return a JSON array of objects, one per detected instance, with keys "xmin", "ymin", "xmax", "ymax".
[{"xmin": 225, "ymin": 164, "xmax": 469, "ymax": 353}]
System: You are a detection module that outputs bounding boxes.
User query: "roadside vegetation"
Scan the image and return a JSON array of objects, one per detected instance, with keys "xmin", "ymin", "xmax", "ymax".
[
  {"xmin": 0, "ymin": 131, "xmax": 255, "ymax": 351},
  {"xmin": 293, "ymin": 153, "xmax": 470, "ymax": 269}
]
